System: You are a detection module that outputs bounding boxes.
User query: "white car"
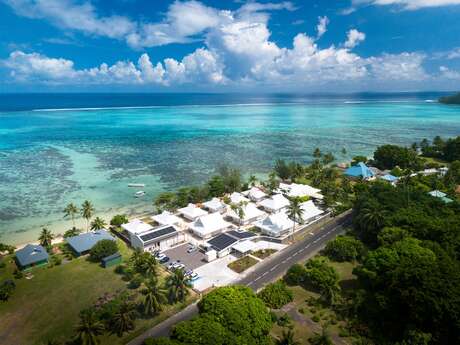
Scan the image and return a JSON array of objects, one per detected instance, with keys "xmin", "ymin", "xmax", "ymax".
[{"xmin": 156, "ymin": 253, "xmax": 167, "ymax": 261}]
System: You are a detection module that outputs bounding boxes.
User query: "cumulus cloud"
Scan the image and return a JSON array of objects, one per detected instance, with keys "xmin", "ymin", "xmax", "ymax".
[
  {"xmin": 351, "ymin": 0, "xmax": 460, "ymax": 10},
  {"xmin": 366, "ymin": 52, "xmax": 428, "ymax": 80},
  {"xmin": 439, "ymin": 66, "xmax": 460, "ymax": 79},
  {"xmin": 344, "ymin": 29, "xmax": 366, "ymax": 48}
]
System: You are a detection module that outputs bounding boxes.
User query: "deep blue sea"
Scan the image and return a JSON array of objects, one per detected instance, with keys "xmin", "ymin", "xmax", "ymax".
[{"xmin": 0, "ymin": 92, "xmax": 459, "ymax": 244}]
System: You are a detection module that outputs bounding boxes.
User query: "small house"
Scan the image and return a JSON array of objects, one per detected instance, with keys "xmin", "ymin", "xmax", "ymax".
[
  {"xmin": 15, "ymin": 244, "xmax": 49, "ymax": 270},
  {"xmin": 344, "ymin": 162, "xmax": 374, "ymax": 180},
  {"xmin": 101, "ymin": 252, "xmax": 122, "ymax": 268},
  {"xmin": 66, "ymin": 230, "xmax": 115, "ymax": 256}
]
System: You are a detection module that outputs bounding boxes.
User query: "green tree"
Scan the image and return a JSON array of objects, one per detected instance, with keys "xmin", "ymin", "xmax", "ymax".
[
  {"xmin": 324, "ymin": 235, "xmax": 364, "ymax": 262},
  {"xmin": 322, "ymin": 152, "xmax": 335, "ymax": 165},
  {"xmin": 355, "ymin": 200, "xmax": 388, "ymax": 245},
  {"xmin": 63, "ymin": 227, "xmax": 81, "ymax": 238},
  {"xmin": 443, "ymin": 136, "xmax": 460, "ymax": 162},
  {"xmin": 197, "ymin": 286, "xmax": 273, "ymax": 345},
  {"xmin": 274, "ymin": 159, "xmax": 291, "ymax": 180},
  {"xmin": 207, "ymin": 175, "xmax": 226, "ymax": 197},
  {"xmin": 171, "ymin": 315, "xmax": 232, "ymax": 345},
  {"xmin": 444, "ymin": 160, "xmax": 460, "ymax": 187},
  {"xmin": 313, "ymin": 147, "xmax": 322, "ymax": 158},
  {"xmin": 142, "ymin": 277, "xmax": 167, "ymax": 316},
  {"xmin": 0, "ymin": 279, "xmax": 16, "ymax": 301},
  {"xmin": 154, "ymin": 192, "xmax": 177, "ymax": 212},
  {"xmin": 230, "ymin": 201, "xmax": 247, "ymax": 224},
  {"xmin": 276, "ymin": 328, "xmax": 300, "ymax": 345},
  {"xmin": 286, "ymin": 198, "xmax": 304, "ymax": 240},
  {"xmin": 351, "ymin": 155, "xmax": 368, "ymax": 165},
  {"xmin": 377, "ymin": 227, "xmax": 409, "ymax": 247},
  {"xmin": 373, "ymin": 144, "xmax": 420, "ymax": 170},
  {"xmin": 89, "ymin": 239, "xmax": 118, "ymax": 261},
  {"xmin": 81, "ymin": 200, "xmax": 95, "ymax": 232},
  {"xmin": 90, "ymin": 217, "xmax": 107, "ymax": 231},
  {"xmin": 131, "ymin": 250, "xmax": 158, "ymax": 277},
  {"xmin": 167, "ymin": 268, "xmax": 192, "ymax": 303},
  {"xmin": 284, "ymin": 264, "xmax": 306, "ymax": 286},
  {"xmin": 110, "ymin": 301, "xmax": 137, "ymax": 337},
  {"xmin": 304, "ymin": 257, "xmax": 341, "ymax": 305},
  {"xmin": 74, "ymin": 309, "xmax": 105, "ymax": 345},
  {"xmin": 258, "ymin": 281, "xmax": 293, "ymax": 309},
  {"xmin": 110, "ymin": 214, "xmax": 128, "ymax": 227},
  {"xmin": 248, "ymin": 175, "xmax": 258, "ymax": 187},
  {"xmin": 38, "ymin": 228, "xmax": 54, "ymax": 249},
  {"xmin": 63, "ymin": 203, "xmax": 79, "ymax": 227}
]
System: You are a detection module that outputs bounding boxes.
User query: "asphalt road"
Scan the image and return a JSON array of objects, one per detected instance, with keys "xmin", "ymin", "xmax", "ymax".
[{"xmin": 127, "ymin": 213, "xmax": 352, "ymax": 345}]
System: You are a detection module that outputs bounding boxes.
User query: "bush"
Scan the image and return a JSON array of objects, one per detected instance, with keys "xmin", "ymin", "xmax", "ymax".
[
  {"xmin": 0, "ymin": 279, "xmax": 16, "ymax": 301},
  {"xmin": 110, "ymin": 214, "xmax": 129, "ymax": 227},
  {"xmin": 89, "ymin": 239, "xmax": 118, "ymax": 261},
  {"xmin": 277, "ymin": 313, "xmax": 292, "ymax": 327},
  {"xmin": 13, "ymin": 269, "xmax": 23, "ymax": 279},
  {"xmin": 51, "ymin": 255, "xmax": 62, "ymax": 266},
  {"xmin": 258, "ymin": 281, "xmax": 293, "ymax": 309},
  {"xmin": 128, "ymin": 275, "xmax": 143, "ymax": 289},
  {"xmin": 114, "ymin": 264, "xmax": 125, "ymax": 274},
  {"xmin": 324, "ymin": 235, "xmax": 364, "ymax": 262},
  {"xmin": 312, "ymin": 315, "xmax": 320, "ymax": 322},
  {"xmin": 284, "ymin": 263, "xmax": 306, "ymax": 285}
]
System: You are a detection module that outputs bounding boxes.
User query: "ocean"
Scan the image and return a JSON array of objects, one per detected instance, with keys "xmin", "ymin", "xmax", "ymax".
[{"xmin": 0, "ymin": 93, "xmax": 459, "ymax": 245}]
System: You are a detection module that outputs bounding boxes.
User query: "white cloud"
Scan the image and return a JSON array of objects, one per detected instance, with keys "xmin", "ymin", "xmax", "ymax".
[
  {"xmin": 316, "ymin": 16, "xmax": 329, "ymax": 39},
  {"xmin": 439, "ymin": 66, "xmax": 460, "ymax": 79},
  {"xmin": 366, "ymin": 52, "xmax": 428, "ymax": 80},
  {"xmin": 351, "ymin": 0, "xmax": 460, "ymax": 10},
  {"xmin": 344, "ymin": 29, "xmax": 366, "ymax": 48}
]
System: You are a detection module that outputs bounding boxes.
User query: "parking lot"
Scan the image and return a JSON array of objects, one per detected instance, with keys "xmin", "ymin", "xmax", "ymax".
[{"xmin": 162, "ymin": 243, "xmax": 207, "ymax": 271}]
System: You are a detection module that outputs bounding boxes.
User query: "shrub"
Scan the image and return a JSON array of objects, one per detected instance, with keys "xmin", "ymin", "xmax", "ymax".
[
  {"xmin": 114, "ymin": 264, "xmax": 126, "ymax": 274},
  {"xmin": 284, "ymin": 263, "xmax": 306, "ymax": 285},
  {"xmin": 0, "ymin": 279, "xmax": 16, "ymax": 301},
  {"xmin": 324, "ymin": 235, "xmax": 364, "ymax": 262},
  {"xmin": 89, "ymin": 239, "xmax": 118, "ymax": 261},
  {"xmin": 277, "ymin": 313, "xmax": 292, "ymax": 327},
  {"xmin": 0, "ymin": 260, "xmax": 5, "ymax": 269},
  {"xmin": 51, "ymin": 255, "xmax": 62, "ymax": 266},
  {"xmin": 258, "ymin": 281, "xmax": 293, "ymax": 309},
  {"xmin": 312, "ymin": 315, "xmax": 320, "ymax": 322}
]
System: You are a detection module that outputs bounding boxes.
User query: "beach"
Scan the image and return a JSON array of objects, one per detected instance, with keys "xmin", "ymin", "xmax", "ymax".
[{"xmin": 1, "ymin": 93, "xmax": 460, "ymax": 245}]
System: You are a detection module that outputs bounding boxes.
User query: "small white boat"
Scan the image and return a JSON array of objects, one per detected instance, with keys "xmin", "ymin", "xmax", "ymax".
[
  {"xmin": 134, "ymin": 191, "xmax": 146, "ymax": 197},
  {"xmin": 128, "ymin": 183, "xmax": 145, "ymax": 188}
]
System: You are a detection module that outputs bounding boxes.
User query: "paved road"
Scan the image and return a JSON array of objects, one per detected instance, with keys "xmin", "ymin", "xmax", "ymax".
[{"xmin": 127, "ymin": 213, "xmax": 352, "ymax": 345}]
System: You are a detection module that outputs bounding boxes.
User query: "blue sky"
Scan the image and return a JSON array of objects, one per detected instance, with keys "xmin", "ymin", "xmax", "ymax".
[{"xmin": 1, "ymin": 0, "xmax": 460, "ymax": 92}]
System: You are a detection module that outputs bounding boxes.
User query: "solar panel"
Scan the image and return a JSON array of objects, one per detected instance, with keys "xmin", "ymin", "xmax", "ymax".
[
  {"xmin": 140, "ymin": 226, "xmax": 177, "ymax": 243},
  {"xmin": 207, "ymin": 233, "xmax": 237, "ymax": 251},
  {"xmin": 227, "ymin": 230, "xmax": 256, "ymax": 239}
]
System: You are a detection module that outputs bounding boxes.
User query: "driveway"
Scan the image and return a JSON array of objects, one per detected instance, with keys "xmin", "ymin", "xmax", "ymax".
[{"xmin": 193, "ymin": 254, "xmax": 240, "ymax": 291}]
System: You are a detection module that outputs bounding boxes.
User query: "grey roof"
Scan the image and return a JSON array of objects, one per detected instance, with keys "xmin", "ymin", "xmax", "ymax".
[
  {"xmin": 15, "ymin": 244, "xmax": 49, "ymax": 267},
  {"xmin": 67, "ymin": 230, "xmax": 115, "ymax": 254},
  {"xmin": 227, "ymin": 230, "xmax": 256, "ymax": 239},
  {"xmin": 139, "ymin": 226, "xmax": 177, "ymax": 244},
  {"xmin": 102, "ymin": 252, "xmax": 122, "ymax": 263},
  {"xmin": 207, "ymin": 233, "xmax": 238, "ymax": 252}
]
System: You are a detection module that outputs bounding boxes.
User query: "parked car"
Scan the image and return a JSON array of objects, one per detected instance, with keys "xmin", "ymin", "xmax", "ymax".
[
  {"xmin": 156, "ymin": 253, "xmax": 166, "ymax": 261},
  {"xmin": 189, "ymin": 272, "xmax": 199, "ymax": 281},
  {"xmin": 187, "ymin": 245, "xmax": 197, "ymax": 253},
  {"xmin": 185, "ymin": 269, "xmax": 193, "ymax": 276},
  {"xmin": 159, "ymin": 256, "xmax": 170, "ymax": 264}
]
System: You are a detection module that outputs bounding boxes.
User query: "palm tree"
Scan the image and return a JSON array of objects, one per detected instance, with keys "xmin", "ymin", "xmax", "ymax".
[
  {"xmin": 248, "ymin": 175, "xmax": 257, "ymax": 187},
  {"xmin": 166, "ymin": 268, "xmax": 192, "ymax": 303},
  {"xmin": 38, "ymin": 228, "xmax": 54, "ymax": 249},
  {"xmin": 286, "ymin": 198, "xmax": 304, "ymax": 241},
  {"xmin": 90, "ymin": 217, "xmax": 107, "ymax": 231},
  {"xmin": 309, "ymin": 327, "xmax": 333, "ymax": 345},
  {"xmin": 63, "ymin": 203, "xmax": 79, "ymax": 227},
  {"xmin": 313, "ymin": 147, "xmax": 322, "ymax": 158},
  {"xmin": 81, "ymin": 200, "xmax": 95, "ymax": 232},
  {"xmin": 74, "ymin": 309, "xmax": 105, "ymax": 345},
  {"xmin": 276, "ymin": 328, "xmax": 300, "ymax": 345},
  {"xmin": 111, "ymin": 301, "xmax": 136, "ymax": 337},
  {"xmin": 359, "ymin": 202, "xmax": 387, "ymax": 233},
  {"xmin": 230, "ymin": 201, "xmax": 247, "ymax": 225},
  {"xmin": 131, "ymin": 250, "xmax": 158, "ymax": 277},
  {"xmin": 142, "ymin": 277, "xmax": 167, "ymax": 316}
]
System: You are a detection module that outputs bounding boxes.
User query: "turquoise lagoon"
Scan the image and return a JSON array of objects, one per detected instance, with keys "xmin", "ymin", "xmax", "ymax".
[{"xmin": 0, "ymin": 94, "xmax": 459, "ymax": 244}]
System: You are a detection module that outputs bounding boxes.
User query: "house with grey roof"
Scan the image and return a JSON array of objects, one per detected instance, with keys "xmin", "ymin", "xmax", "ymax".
[
  {"xmin": 66, "ymin": 230, "xmax": 115, "ymax": 256},
  {"xmin": 15, "ymin": 244, "xmax": 49, "ymax": 270}
]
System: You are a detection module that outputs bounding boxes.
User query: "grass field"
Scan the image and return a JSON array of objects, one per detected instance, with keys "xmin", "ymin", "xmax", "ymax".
[{"xmin": 0, "ymin": 239, "xmax": 196, "ymax": 345}]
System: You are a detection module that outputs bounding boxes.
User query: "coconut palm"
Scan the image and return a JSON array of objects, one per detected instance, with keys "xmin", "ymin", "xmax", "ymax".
[
  {"xmin": 81, "ymin": 200, "xmax": 95, "ymax": 232},
  {"xmin": 111, "ymin": 301, "xmax": 136, "ymax": 337},
  {"xmin": 276, "ymin": 328, "xmax": 300, "ymax": 345},
  {"xmin": 248, "ymin": 175, "xmax": 257, "ymax": 187},
  {"xmin": 131, "ymin": 250, "xmax": 158, "ymax": 277},
  {"xmin": 74, "ymin": 309, "xmax": 105, "ymax": 345},
  {"xmin": 166, "ymin": 268, "xmax": 192, "ymax": 303},
  {"xmin": 38, "ymin": 228, "xmax": 54, "ymax": 249},
  {"xmin": 359, "ymin": 202, "xmax": 387, "ymax": 233},
  {"xmin": 142, "ymin": 277, "xmax": 167, "ymax": 316},
  {"xmin": 309, "ymin": 327, "xmax": 333, "ymax": 345},
  {"xmin": 63, "ymin": 203, "xmax": 79, "ymax": 227},
  {"xmin": 90, "ymin": 217, "xmax": 107, "ymax": 231},
  {"xmin": 286, "ymin": 198, "xmax": 304, "ymax": 241},
  {"xmin": 313, "ymin": 147, "xmax": 322, "ymax": 158}
]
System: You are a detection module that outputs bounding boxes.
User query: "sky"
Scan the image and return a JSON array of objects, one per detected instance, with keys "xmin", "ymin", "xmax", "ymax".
[{"xmin": 1, "ymin": 0, "xmax": 460, "ymax": 92}]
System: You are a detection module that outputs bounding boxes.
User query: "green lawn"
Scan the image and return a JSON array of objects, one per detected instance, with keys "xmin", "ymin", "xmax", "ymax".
[
  {"xmin": 228, "ymin": 256, "xmax": 258, "ymax": 273},
  {"xmin": 0, "ymin": 239, "xmax": 196, "ymax": 345}
]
